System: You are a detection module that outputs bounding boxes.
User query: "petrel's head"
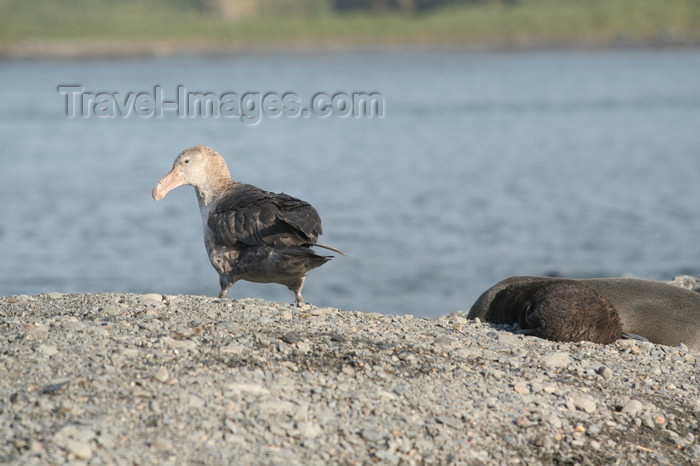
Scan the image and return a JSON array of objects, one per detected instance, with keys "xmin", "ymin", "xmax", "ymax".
[{"xmin": 152, "ymin": 145, "xmax": 229, "ymax": 201}]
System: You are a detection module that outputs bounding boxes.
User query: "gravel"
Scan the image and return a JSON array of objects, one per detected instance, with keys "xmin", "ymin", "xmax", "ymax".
[{"xmin": 1, "ymin": 285, "xmax": 699, "ymax": 465}]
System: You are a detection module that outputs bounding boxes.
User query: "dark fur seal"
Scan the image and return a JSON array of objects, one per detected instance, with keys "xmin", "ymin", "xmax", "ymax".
[{"xmin": 468, "ymin": 276, "xmax": 700, "ymax": 350}]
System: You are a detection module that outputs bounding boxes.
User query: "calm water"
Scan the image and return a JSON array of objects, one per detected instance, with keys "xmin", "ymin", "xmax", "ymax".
[{"xmin": 1, "ymin": 49, "xmax": 699, "ymax": 317}]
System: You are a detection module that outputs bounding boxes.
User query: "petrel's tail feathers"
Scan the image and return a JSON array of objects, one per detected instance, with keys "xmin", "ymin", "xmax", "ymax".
[{"xmin": 313, "ymin": 243, "xmax": 347, "ymax": 256}]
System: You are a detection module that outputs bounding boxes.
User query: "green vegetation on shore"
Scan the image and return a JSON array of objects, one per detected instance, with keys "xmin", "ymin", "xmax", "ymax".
[{"xmin": 1, "ymin": 0, "xmax": 699, "ymax": 55}]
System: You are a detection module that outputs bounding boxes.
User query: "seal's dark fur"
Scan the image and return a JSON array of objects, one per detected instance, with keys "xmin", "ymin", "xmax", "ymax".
[
  {"xmin": 486, "ymin": 280, "xmax": 622, "ymax": 344},
  {"xmin": 469, "ymin": 276, "xmax": 700, "ymax": 349}
]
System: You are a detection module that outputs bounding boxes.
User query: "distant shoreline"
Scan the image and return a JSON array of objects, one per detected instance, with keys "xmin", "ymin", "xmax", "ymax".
[
  {"xmin": 2, "ymin": 37, "xmax": 699, "ymax": 61},
  {"xmin": 4, "ymin": 0, "xmax": 699, "ymax": 62}
]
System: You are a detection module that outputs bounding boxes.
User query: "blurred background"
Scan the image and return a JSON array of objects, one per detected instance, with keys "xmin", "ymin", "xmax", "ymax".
[{"xmin": 1, "ymin": 0, "xmax": 700, "ymax": 317}]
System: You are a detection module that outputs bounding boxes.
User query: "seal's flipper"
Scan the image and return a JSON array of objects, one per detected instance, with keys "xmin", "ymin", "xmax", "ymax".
[{"xmin": 620, "ymin": 333, "xmax": 649, "ymax": 342}]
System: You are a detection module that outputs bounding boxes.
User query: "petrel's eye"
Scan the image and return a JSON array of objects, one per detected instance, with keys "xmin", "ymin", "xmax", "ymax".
[{"xmin": 184, "ymin": 159, "xmax": 190, "ymax": 163}]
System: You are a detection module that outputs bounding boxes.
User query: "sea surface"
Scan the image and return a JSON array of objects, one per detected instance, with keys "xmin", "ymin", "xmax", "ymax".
[{"xmin": 1, "ymin": 48, "xmax": 699, "ymax": 318}]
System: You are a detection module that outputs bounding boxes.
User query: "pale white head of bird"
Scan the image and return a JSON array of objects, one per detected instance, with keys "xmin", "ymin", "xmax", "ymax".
[{"xmin": 152, "ymin": 145, "xmax": 230, "ymax": 201}]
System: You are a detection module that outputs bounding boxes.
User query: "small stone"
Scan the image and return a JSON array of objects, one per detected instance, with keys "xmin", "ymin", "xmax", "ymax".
[
  {"xmin": 485, "ymin": 397, "xmax": 499, "ymax": 408},
  {"xmin": 296, "ymin": 421, "xmax": 322, "ymax": 439},
  {"xmin": 225, "ymin": 383, "xmax": 270, "ymax": 395},
  {"xmin": 65, "ymin": 439, "xmax": 92, "ymax": 460},
  {"xmin": 393, "ymin": 385, "xmax": 409, "ymax": 396},
  {"xmin": 588, "ymin": 423, "xmax": 603, "ymax": 435},
  {"xmin": 46, "ymin": 292, "xmax": 63, "ymax": 300},
  {"xmin": 58, "ymin": 402, "xmax": 81, "ymax": 415},
  {"xmin": 360, "ymin": 429, "xmax": 384, "ymax": 442},
  {"xmin": 375, "ymin": 449, "xmax": 400, "ymax": 465},
  {"xmin": 38, "ymin": 344, "xmax": 58, "ymax": 356},
  {"xmin": 151, "ymin": 436, "xmax": 174, "ymax": 450},
  {"xmin": 664, "ymin": 429, "xmax": 679, "ymax": 441},
  {"xmin": 101, "ymin": 304, "xmax": 121, "ymax": 316},
  {"xmin": 296, "ymin": 341, "xmax": 311, "ymax": 353},
  {"xmin": 436, "ymin": 415, "xmax": 463, "ymax": 429},
  {"xmin": 220, "ymin": 344, "xmax": 246, "ymax": 355},
  {"xmin": 121, "ymin": 348, "xmax": 140, "ymax": 358},
  {"xmin": 497, "ymin": 332, "xmax": 519, "ymax": 345},
  {"xmin": 540, "ymin": 351, "xmax": 570, "ymax": 369},
  {"xmin": 26, "ymin": 325, "xmax": 49, "ymax": 340},
  {"xmin": 10, "ymin": 390, "xmax": 30, "ymax": 404},
  {"xmin": 188, "ymin": 395, "xmax": 205, "ymax": 409},
  {"xmin": 153, "ymin": 367, "xmax": 169, "ymax": 383},
  {"xmin": 689, "ymin": 444, "xmax": 700, "ymax": 458},
  {"xmin": 42, "ymin": 380, "xmax": 69, "ymax": 394},
  {"xmin": 376, "ymin": 390, "xmax": 397, "ymax": 400},
  {"xmin": 29, "ymin": 440, "xmax": 44, "ymax": 453},
  {"xmin": 96, "ymin": 432, "xmax": 115, "ymax": 449},
  {"xmin": 281, "ymin": 332, "xmax": 302, "ymax": 344},
  {"xmin": 621, "ymin": 399, "xmax": 643, "ymax": 416},
  {"xmin": 596, "ymin": 366, "xmax": 613, "ymax": 380},
  {"xmin": 162, "ymin": 336, "xmax": 197, "ymax": 351},
  {"xmin": 432, "ymin": 336, "xmax": 458, "ymax": 348},
  {"xmin": 259, "ymin": 400, "xmax": 295, "ymax": 415},
  {"xmin": 543, "ymin": 413, "xmax": 562, "ymax": 428},
  {"xmin": 513, "ymin": 382, "xmax": 529, "ymax": 394},
  {"xmin": 516, "ymin": 417, "xmax": 535, "ymax": 428},
  {"xmin": 310, "ymin": 307, "xmax": 332, "ymax": 316},
  {"xmin": 526, "ymin": 380, "xmax": 542, "ymax": 393},
  {"xmin": 569, "ymin": 393, "xmax": 597, "ymax": 413},
  {"xmin": 71, "ymin": 428, "xmax": 96, "ymax": 443},
  {"xmin": 140, "ymin": 293, "xmax": 164, "ymax": 304}
]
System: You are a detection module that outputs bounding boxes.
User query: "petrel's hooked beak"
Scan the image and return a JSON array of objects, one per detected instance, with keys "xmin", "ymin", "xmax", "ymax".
[{"xmin": 152, "ymin": 168, "xmax": 185, "ymax": 201}]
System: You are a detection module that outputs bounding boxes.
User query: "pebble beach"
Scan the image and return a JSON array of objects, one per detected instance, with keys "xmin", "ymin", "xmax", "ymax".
[{"xmin": 2, "ymin": 280, "xmax": 699, "ymax": 465}]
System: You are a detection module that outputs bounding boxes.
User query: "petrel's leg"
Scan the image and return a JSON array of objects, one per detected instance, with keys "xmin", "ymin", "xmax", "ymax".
[
  {"xmin": 218, "ymin": 275, "xmax": 236, "ymax": 299},
  {"xmin": 291, "ymin": 276, "xmax": 306, "ymax": 307}
]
